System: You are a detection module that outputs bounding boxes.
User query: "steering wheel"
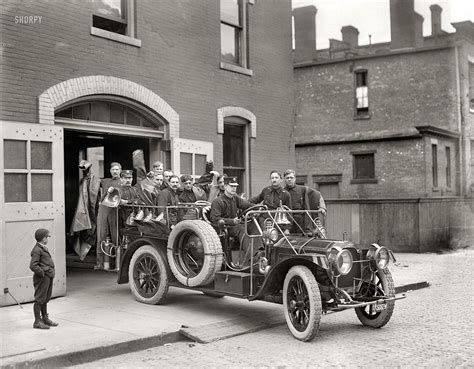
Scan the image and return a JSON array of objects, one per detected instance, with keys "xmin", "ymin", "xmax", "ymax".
[{"xmin": 239, "ymin": 204, "xmax": 268, "ymax": 223}]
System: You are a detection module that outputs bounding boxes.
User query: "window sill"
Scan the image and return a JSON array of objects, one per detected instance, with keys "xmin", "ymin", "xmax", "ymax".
[
  {"xmin": 220, "ymin": 62, "xmax": 253, "ymax": 76},
  {"xmin": 91, "ymin": 27, "xmax": 142, "ymax": 47},
  {"xmin": 432, "ymin": 187, "xmax": 439, "ymax": 192},
  {"xmin": 353, "ymin": 114, "xmax": 371, "ymax": 120},
  {"xmin": 350, "ymin": 178, "xmax": 378, "ymax": 184}
]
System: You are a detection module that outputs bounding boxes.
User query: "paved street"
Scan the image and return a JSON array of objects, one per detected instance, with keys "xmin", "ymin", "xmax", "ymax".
[{"xmin": 72, "ymin": 248, "xmax": 473, "ymax": 368}]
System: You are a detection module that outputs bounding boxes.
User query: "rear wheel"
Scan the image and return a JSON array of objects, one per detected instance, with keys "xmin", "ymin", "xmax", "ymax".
[
  {"xmin": 355, "ymin": 269, "xmax": 395, "ymax": 328},
  {"xmin": 128, "ymin": 245, "xmax": 169, "ymax": 305},
  {"xmin": 167, "ymin": 220, "xmax": 223, "ymax": 287},
  {"xmin": 283, "ymin": 265, "xmax": 322, "ymax": 342}
]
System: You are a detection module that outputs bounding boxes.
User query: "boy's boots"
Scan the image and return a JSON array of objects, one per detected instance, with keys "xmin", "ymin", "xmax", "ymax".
[
  {"xmin": 41, "ymin": 304, "xmax": 58, "ymax": 327},
  {"xmin": 33, "ymin": 303, "xmax": 49, "ymax": 329}
]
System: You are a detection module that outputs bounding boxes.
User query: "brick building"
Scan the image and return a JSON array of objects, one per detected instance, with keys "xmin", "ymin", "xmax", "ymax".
[
  {"xmin": 293, "ymin": 0, "xmax": 473, "ymax": 199},
  {"xmin": 292, "ymin": 0, "xmax": 474, "ymax": 252},
  {"xmin": 0, "ymin": 0, "xmax": 294, "ymax": 305}
]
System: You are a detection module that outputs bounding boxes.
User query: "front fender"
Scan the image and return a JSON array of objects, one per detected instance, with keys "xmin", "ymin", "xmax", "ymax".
[
  {"xmin": 117, "ymin": 237, "xmax": 168, "ymax": 284},
  {"xmin": 249, "ymin": 255, "xmax": 331, "ymax": 301}
]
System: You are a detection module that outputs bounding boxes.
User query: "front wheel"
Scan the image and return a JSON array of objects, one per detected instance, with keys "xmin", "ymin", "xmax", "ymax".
[
  {"xmin": 355, "ymin": 269, "xmax": 395, "ymax": 328},
  {"xmin": 283, "ymin": 265, "xmax": 322, "ymax": 342},
  {"xmin": 128, "ymin": 245, "xmax": 169, "ymax": 305}
]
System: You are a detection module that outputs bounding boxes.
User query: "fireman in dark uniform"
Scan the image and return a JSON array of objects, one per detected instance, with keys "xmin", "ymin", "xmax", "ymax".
[
  {"xmin": 210, "ymin": 177, "xmax": 257, "ymax": 258},
  {"xmin": 250, "ymin": 170, "xmax": 292, "ymax": 209},
  {"xmin": 283, "ymin": 169, "xmax": 327, "ymax": 233},
  {"xmin": 156, "ymin": 174, "xmax": 181, "ymax": 227},
  {"xmin": 96, "ymin": 162, "xmax": 122, "ymax": 269}
]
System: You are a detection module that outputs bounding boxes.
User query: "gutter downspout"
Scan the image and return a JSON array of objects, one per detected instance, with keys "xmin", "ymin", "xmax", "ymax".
[{"xmin": 454, "ymin": 43, "xmax": 464, "ymax": 196}]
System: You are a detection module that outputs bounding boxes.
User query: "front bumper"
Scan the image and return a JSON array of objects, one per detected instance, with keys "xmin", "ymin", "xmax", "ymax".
[{"xmin": 325, "ymin": 293, "xmax": 407, "ymax": 312}]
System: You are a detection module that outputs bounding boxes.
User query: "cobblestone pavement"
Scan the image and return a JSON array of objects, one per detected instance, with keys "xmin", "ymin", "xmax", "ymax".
[{"xmin": 73, "ymin": 249, "xmax": 473, "ymax": 369}]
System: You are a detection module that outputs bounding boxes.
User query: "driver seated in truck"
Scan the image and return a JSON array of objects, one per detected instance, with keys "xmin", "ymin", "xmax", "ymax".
[{"xmin": 209, "ymin": 176, "xmax": 259, "ymax": 259}]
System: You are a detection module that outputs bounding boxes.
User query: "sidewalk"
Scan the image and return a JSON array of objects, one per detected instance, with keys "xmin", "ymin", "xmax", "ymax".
[{"xmin": 0, "ymin": 252, "xmax": 434, "ymax": 368}]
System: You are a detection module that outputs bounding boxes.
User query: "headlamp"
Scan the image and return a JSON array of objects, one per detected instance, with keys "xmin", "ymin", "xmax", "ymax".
[
  {"xmin": 367, "ymin": 243, "xmax": 390, "ymax": 269},
  {"xmin": 328, "ymin": 246, "xmax": 353, "ymax": 276}
]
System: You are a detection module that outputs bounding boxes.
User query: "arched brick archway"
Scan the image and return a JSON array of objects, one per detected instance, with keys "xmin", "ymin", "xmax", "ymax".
[{"xmin": 38, "ymin": 76, "xmax": 179, "ymax": 138}]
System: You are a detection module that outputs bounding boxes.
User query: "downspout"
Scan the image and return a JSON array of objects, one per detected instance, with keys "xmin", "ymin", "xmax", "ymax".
[{"xmin": 454, "ymin": 43, "xmax": 464, "ymax": 196}]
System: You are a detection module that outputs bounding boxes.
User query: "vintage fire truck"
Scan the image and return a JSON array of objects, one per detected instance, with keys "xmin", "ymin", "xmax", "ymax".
[{"xmin": 103, "ymin": 192, "xmax": 406, "ymax": 342}]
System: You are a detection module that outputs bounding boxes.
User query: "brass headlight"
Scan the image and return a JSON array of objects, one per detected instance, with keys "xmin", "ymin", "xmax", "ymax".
[
  {"xmin": 367, "ymin": 243, "xmax": 390, "ymax": 269},
  {"xmin": 328, "ymin": 246, "xmax": 353, "ymax": 276}
]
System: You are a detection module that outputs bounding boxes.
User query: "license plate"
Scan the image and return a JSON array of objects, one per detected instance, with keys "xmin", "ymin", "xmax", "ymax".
[{"xmin": 374, "ymin": 302, "xmax": 387, "ymax": 311}]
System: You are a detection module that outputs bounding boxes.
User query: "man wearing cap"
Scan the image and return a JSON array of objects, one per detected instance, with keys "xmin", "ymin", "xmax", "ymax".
[
  {"xmin": 210, "ymin": 177, "xmax": 257, "ymax": 259},
  {"xmin": 156, "ymin": 174, "xmax": 181, "ymax": 227},
  {"xmin": 283, "ymin": 169, "xmax": 326, "ymax": 233},
  {"xmin": 95, "ymin": 162, "xmax": 122, "ymax": 270},
  {"xmin": 30, "ymin": 228, "xmax": 58, "ymax": 329}
]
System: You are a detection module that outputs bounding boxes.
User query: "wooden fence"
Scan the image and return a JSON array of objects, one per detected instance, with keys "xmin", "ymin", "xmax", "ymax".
[{"xmin": 324, "ymin": 197, "xmax": 474, "ymax": 252}]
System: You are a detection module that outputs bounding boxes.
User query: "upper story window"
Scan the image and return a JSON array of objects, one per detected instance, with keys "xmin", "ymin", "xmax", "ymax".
[
  {"xmin": 91, "ymin": 0, "xmax": 140, "ymax": 47},
  {"xmin": 220, "ymin": 0, "xmax": 250, "ymax": 73},
  {"xmin": 355, "ymin": 70, "xmax": 369, "ymax": 117},
  {"xmin": 351, "ymin": 150, "xmax": 377, "ymax": 184},
  {"xmin": 92, "ymin": 0, "xmax": 128, "ymax": 35}
]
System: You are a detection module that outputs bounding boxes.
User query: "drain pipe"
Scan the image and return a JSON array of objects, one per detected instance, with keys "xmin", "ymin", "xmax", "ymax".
[{"xmin": 454, "ymin": 43, "xmax": 464, "ymax": 196}]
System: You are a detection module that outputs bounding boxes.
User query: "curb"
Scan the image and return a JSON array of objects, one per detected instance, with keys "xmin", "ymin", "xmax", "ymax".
[
  {"xmin": 1, "ymin": 331, "xmax": 188, "ymax": 369},
  {"xmin": 395, "ymin": 281, "xmax": 430, "ymax": 294}
]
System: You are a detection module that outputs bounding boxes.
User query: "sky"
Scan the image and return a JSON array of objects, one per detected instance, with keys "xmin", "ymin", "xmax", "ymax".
[{"xmin": 292, "ymin": 0, "xmax": 474, "ymax": 49}]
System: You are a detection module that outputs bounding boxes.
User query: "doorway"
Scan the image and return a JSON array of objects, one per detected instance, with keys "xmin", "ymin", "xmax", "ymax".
[{"xmin": 64, "ymin": 130, "xmax": 150, "ymax": 267}]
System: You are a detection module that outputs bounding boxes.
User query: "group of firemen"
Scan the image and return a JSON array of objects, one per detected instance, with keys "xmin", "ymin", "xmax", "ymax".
[{"xmin": 69, "ymin": 150, "xmax": 326, "ymax": 270}]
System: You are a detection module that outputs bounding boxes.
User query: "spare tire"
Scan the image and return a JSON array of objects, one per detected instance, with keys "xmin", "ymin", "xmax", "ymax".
[{"xmin": 167, "ymin": 220, "xmax": 223, "ymax": 287}]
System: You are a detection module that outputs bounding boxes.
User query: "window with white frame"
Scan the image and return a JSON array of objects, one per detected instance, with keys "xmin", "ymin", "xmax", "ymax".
[
  {"xmin": 91, "ymin": 0, "xmax": 137, "ymax": 40},
  {"xmin": 3, "ymin": 140, "xmax": 53, "ymax": 202},
  {"xmin": 355, "ymin": 70, "xmax": 369, "ymax": 117},
  {"xmin": 220, "ymin": 0, "xmax": 248, "ymax": 68}
]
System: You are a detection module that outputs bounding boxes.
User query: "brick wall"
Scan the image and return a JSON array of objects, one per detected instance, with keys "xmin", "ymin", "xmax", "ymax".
[
  {"xmin": 0, "ymin": 0, "xmax": 294, "ymax": 196},
  {"xmin": 296, "ymin": 139, "xmax": 429, "ymax": 198},
  {"xmin": 294, "ymin": 47, "xmax": 458, "ymax": 142}
]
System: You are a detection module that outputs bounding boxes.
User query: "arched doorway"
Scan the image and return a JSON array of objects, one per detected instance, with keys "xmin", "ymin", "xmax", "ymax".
[{"xmin": 55, "ymin": 97, "xmax": 167, "ymax": 268}]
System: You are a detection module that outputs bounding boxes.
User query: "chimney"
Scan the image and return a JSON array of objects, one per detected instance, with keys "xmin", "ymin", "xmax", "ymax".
[
  {"xmin": 430, "ymin": 4, "xmax": 442, "ymax": 36},
  {"xmin": 390, "ymin": 0, "xmax": 415, "ymax": 49},
  {"xmin": 341, "ymin": 26, "xmax": 359, "ymax": 48},
  {"xmin": 293, "ymin": 6, "xmax": 317, "ymax": 62},
  {"xmin": 414, "ymin": 12, "xmax": 424, "ymax": 47}
]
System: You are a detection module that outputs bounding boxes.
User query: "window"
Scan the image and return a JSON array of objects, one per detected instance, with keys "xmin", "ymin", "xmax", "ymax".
[
  {"xmin": 179, "ymin": 152, "xmax": 207, "ymax": 179},
  {"xmin": 351, "ymin": 151, "xmax": 376, "ymax": 183},
  {"xmin": 432, "ymin": 144, "xmax": 438, "ymax": 188},
  {"xmin": 3, "ymin": 140, "xmax": 53, "ymax": 202},
  {"xmin": 223, "ymin": 122, "xmax": 247, "ymax": 194},
  {"xmin": 220, "ymin": 0, "xmax": 248, "ymax": 69},
  {"xmin": 445, "ymin": 146, "xmax": 451, "ymax": 188},
  {"xmin": 56, "ymin": 101, "xmax": 162, "ymax": 130},
  {"xmin": 91, "ymin": 0, "xmax": 140, "ymax": 46},
  {"xmin": 355, "ymin": 70, "xmax": 369, "ymax": 117}
]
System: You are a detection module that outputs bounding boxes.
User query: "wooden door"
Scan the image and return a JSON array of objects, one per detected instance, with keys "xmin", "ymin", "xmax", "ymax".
[{"xmin": 0, "ymin": 122, "xmax": 65, "ymax": 306}]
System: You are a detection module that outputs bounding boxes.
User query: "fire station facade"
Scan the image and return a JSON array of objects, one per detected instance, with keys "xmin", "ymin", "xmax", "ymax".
[{"xmin": 0, "ymin": 0, "xmax": 294, "ymax": 306}]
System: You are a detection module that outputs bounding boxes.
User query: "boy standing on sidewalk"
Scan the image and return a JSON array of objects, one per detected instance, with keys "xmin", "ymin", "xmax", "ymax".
[{"xmin": 29, "ymin": 228, "xmax": 58, "ymax": 329}]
